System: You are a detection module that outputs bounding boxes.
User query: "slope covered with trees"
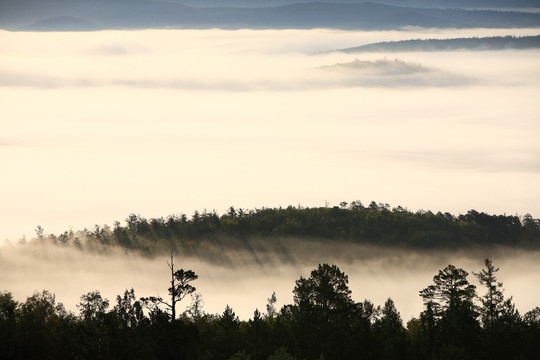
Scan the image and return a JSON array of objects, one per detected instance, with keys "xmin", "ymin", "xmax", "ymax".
[
  {"xmin": 24, "ymin": 202, "xmax": 540, "ymax": 257},
  {"xmin": 1, "ymin": 259, "xmax": 539, "ymax": 359},
  {"xmin": 338, "ymin": 34, "xmax": 540, "ymax": 53}
]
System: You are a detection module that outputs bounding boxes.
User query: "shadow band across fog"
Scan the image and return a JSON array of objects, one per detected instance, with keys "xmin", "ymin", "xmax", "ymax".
[{"xmin": 1, "ymin": 239, "xmax": 539, "ymax": 321}]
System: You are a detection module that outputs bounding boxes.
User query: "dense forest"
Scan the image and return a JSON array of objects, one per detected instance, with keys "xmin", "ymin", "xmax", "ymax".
[
  {"xmin": 1, "ymin": 258, "xmax": 539, "ymax": 359},
  {"xmin": 21, "ymin": 201, "xmax": 540, "ymax": 257},
  {"xmin": 339, "ymin": 34, "xmax": 540, "ymax": 53}
]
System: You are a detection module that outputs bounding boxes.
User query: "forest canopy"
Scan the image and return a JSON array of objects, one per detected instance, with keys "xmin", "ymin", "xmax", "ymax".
[
  {"xmin": 3, "ymin": 202, "xmax": 540, "ymax": 359},
  {"xmin": 20, "ymin": 201, "xmax": 540, "ymax": 257},
  {"xmin": 1, "ymin": 259, "xmax": 539, "ymax": 360}
]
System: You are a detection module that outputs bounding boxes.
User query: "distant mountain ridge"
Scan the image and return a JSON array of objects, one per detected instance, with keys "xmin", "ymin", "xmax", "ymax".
[
  {"xmin": 131, "ymin": 0, "xmax": 540, "ymax": 9},
  {"xmin": 336, "ymin": 34, "xmax": 540, "ymax": 52},
  {"xmin": 1, "ymin": 0, "xmax": 540, "ymax": 31}
]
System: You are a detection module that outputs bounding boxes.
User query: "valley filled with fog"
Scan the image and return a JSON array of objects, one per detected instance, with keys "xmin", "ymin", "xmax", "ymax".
[
  {"xmin": 1, "ymin": 27, "xmax": 539, "ymax": 321},
  {"xmin": 1, "ymin": 239, "xmax": 540, "ymax": 321},
  {"xmin": 1, "ymin": 27, "xmax": 539, "ymax": 242}
]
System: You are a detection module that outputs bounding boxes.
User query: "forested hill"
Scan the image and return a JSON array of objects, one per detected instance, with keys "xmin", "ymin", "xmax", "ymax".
[
  {"xmin": 27, "ymin": 202, "xmax": 540, "ymax": 254},
  {"xmin": 337, "ymin": 34, "xmax": 540, "ymax": 53}
]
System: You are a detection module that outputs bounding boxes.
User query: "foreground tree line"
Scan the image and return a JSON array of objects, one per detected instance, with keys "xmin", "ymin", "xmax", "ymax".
[
  {"xmin": 1, "ymin": 257, "xmax": 539, "ymax": 360},
  {"xmin": 24, "ymin": 202, "xmax": 540, "ymax": 255}
]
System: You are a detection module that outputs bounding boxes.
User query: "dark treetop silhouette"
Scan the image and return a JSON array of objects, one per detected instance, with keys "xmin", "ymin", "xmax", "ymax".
[{"xmin": 1, "ymin": 259, "xmax": 539, "ymax": 359}]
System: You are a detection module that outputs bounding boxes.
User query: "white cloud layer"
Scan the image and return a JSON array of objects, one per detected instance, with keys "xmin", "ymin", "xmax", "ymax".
[{"xmin": 0, "ymin": 27, "xmax": 539, "ymax": 245}]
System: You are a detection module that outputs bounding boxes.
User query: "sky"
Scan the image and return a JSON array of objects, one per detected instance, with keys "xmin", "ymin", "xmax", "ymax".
[{"xmin": 1, "ymin": 27, "xmax": 540, "ymax": 243}]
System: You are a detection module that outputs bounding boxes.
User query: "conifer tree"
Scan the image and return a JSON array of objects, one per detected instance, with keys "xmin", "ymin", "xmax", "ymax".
[{"xmin": 474, "ymin": 258, "xmax": 505, "ymax": 329}]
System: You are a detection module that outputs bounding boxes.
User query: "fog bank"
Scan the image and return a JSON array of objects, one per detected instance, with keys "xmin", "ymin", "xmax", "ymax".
[
  {"xmin": 1, "ymin": 241, "xmax": 539, "ymax": 321},
  {"xmin": 1, "ymin": 28, "xmax": 539, "ymax": 243}
]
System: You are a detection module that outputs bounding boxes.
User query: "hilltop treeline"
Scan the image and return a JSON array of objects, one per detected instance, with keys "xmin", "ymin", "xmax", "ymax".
[
  {"xmin": 28, "ymin": 202, "xmax": 540, "ymax": 255},
  {"xmin": 1, "ymin": 260, "xmax": 539, "ymax": 360},
  {"xmin": 340, "ymin": 34, "xmax": 540, "ymax": 53}
]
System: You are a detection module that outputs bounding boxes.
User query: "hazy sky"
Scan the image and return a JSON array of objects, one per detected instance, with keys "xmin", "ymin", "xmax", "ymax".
[{"xmin": 1, "ymin": 27, "xmax": 539, "ymax": 242}]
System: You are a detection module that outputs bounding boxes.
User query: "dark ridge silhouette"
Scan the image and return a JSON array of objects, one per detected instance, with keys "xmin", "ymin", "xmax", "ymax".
[
  {"xmin": 337, "ymin": 34, "xmax": 540, "ymax": 52},
  {"xmin": 1, "ymin": 0, "xmax": 540, "ymax": 31},
  {"xmin": 19, "ymin": 16, "xmax": 100, "ymax": 31},
  {"xmin": 41, "ymin": 0, "xmax": 540, "ymax": 9}
]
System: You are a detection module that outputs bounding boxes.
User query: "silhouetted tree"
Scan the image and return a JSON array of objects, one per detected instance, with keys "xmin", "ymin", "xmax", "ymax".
[
  {"xmin": 77, "ymin": 291, "xmax": 111, "ymax": 359},
  {"xmin": 78, "ymin": 291, "xmax": 109, "ymax": 321},
  {"xmin": 474, "ymin": 259, "xmax": 505, "ymax": 329},
  {"xmin": 185, "ymin": 293, "xmax": 205, "ymax": 321},
  {"xmin": 419, "ymin": 264, "xmax": 480, "ymax": 359},
  {"xmin": 290, "ymin": 264, "xmax": 356, "ymax": 359},
  {"xmin": 3, "ymin": 258, "xmax": 540, "ymax": 360},
  {"xmin": 419, "ymin": 264, "xmax": 476, "ymax": 318},
  {"xmin": 266, "ymin": 291, "xmax": 278, "ymax": 318},
  {"xmin": 373, "ymin": 298, "xmax": 410, "ymax": 360},
  {"xmin": 17, "ymin": 290, "xmax": 69, "ymax": 359},
  {"xmin": 113, "ymin": 288, "xmax": 145, "ymax": 329},
  {"xmin": 474, "ymin": 258, "xmax": 506, "ymax": 359},
  {"xmin": 523, "ymin": 307, "xmax": 540, "ymax": 359},
  {"xmin": 142, "ymin": 251, "xmax": 197, "ymax": 321},
  {"xmin": 293, "ymin": 263, "xmax": 353, "ymax": 322},
  {"xmin": 0, "ymin": 291, "xmax": 18, "ymax": 359}
]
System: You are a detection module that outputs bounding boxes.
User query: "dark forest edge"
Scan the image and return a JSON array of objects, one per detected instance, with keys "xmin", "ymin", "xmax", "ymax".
[
  {"xmin": 337, "ymin": 34, "xmax": 540, "ymax": 53},
  {"xmin": 16, "ymin": 201, "xmax": 540, "ymax": 258},
  {"xmin": 1, "ymin": 259, "xmax": 539, "ymax": 359}
]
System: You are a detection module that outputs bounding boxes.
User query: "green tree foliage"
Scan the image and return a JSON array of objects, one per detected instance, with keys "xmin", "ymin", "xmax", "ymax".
[
  {"xmin": 266, "ymin": 291, "xmax": 278, "ymax": 318},
  {"xmin": 471, "ymin": 258, "xmax": 534, "ymax": 360},
  {"xmin": 418, "ymin": 265, "xmax": 481, "ymax": 359},
  {"xmin": 78, "ymin": 290, "xmax": 109, "ymax": 321},
  {"xmin": 419, "ymin": 264, "xmax": 476, "ymax": 318},
  {"xmin": 293, "ymin": 264, "xmax": 353, "ymax": 322},
  {"xmin": 25, "ymin": 204, "xmax": 540, "ymax": 256},
  {"xmin": 0, "ymin": 291, "xmax": 17, "ymax": 359},
  {"xmin": 185, "ymin": 293, "xmax": 205, "ymax": 321},
  {"xmin": 293, "ymin": 264, "xmax": 355, "ymax": 358},
  {"xmin": 77, "ymin": 291, "xmax": 111, "ymax": 359},
  {"xmin": 16, "ymin": 290, "xmax": 71, "ymax": 359},
  {"xmin": 373, "ymin": 298, "xmax": 410, "ymax": 360},
  {"xmin": 268, "ymin": 347, "xmax": 296, "ymax": 360},
  {"xmin": 113, "ymin": 288, "xmax": 145, "ymax": 328},
  {"xmin": 474, "ymin": 258, "xmax": 505, "ymax": 329},
  {"xmin": 523, "ymin": 307, "xmax": 540, "ymax": 358}
]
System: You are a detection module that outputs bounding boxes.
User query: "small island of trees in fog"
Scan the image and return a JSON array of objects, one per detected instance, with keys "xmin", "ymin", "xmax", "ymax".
[{"xmin": 2, "ymin": 202, "xmax": 540, "ymax": 359}]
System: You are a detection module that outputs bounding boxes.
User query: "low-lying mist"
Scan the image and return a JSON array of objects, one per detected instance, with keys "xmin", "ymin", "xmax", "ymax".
[
  {"xmin": 1, "ymin": 240, "xmax": 539, "ymax": 321},
  {"xmin": 1, "ymin": 28, "xmax": 539, "ymax": 244},
  {"xmin": 1, "ymin": 27, "xmax": 539, "ymax": 322}
]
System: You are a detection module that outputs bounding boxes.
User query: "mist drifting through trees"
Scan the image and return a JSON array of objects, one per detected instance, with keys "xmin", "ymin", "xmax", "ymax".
[
  {"xmin": 1, "ymin": 251, "xmax": 539, "ymax": 359},
  {"xmin": 1, "ymin": 203, "xmax": 539, "ymax": 322},
  {"xmin": 1, "ymin": 1, "xmax": 540, "ymax": 356}
]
